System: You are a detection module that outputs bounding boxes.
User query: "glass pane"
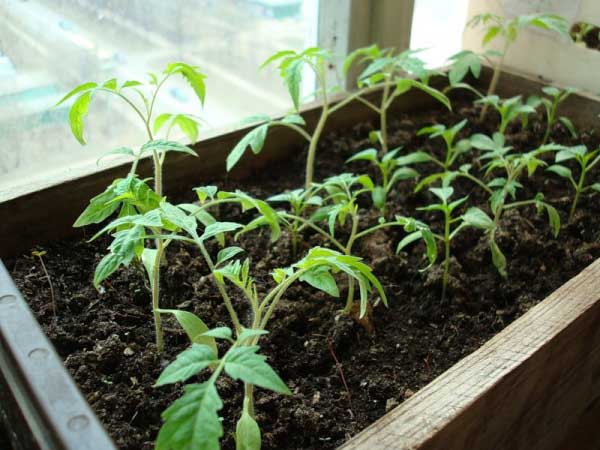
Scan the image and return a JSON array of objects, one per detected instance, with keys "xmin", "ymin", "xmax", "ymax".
[
  {"xmin": 410, "ymin": 0, "xmax": 470, "ymax": 68},
  {"xmin": 0, "ymin": 0, "xmax": 318, "ymax": 191}
]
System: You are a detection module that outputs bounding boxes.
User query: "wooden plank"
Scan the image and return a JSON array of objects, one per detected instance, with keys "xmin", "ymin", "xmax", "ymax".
[
  {"xmin": 339, "ymin": 259, "xmax": 600, "ymax": 450},
  {"xmin": 0, "ymin": 260, "xmax": 116, "ymax": 450},
  {"xmin": 0, "ymin": 83, "xmax": 444, "ymax": 259}
]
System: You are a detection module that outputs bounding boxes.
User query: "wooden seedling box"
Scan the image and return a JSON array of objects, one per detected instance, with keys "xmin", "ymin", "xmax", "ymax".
[{"xmin": 1, "ymin": 67, "xmax": 600, "ymax": 450}]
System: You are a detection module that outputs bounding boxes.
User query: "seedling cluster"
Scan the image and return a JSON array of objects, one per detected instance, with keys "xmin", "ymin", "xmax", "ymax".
[{"xmin": 57, "ymin": 10, "xmax": 597, "ymax": 450}]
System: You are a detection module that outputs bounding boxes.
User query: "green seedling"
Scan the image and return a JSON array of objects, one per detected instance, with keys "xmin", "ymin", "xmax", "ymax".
[
  {"xmin": 546, "ymin": 145, "xmax": 600, "ymax": 222},
  {"xmin": 417, "ymin": 119, "xmax": 472, "ymax": 170},
  {"xmin": 397, "ymin": 187, "xmax": 472, "ymax": 301},
  {"xmin": 293, "ymin": 173, "xmax": 401, "ymax": 316},
  {"xmin": 538, "ymin": 86, "xmax": 578, "ymax": 144},
  {"xmin": 227, "ymin": 47, "xmax": 333, "ymax": 189},
  {"xmin": 467, "ymin": 133, "xmax": 561, "ymax": 276},
  {"xmin": 475, "ymin": 95, "xmax": 536, "ymax": 134},
  {"xmin": 465, "ymin": 13, "xmax": 570, "ymax": 119},
  {"xmin": 60, "ymin": 62, "xmax": 205, "ymax": 352},
  {"xmin": 228, "ymin": 46, "xmax": 450, "ymax": 189},
  {"xmin": 345, "ymin": 146, "xmax": 419, "ymax": 214},
  {"xmin": 343, "ymin": 45, "xmax": 451, "ymax": 154},
  {"xmin": 154, "ymin": 246, "xmax": 384, "ymax": 450},
  {"xmin": 267, "ymin": 187, "xmax": 323, "ymax": 255}
]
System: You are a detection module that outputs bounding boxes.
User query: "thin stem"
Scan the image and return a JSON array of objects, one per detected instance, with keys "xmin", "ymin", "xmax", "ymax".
[
  {"xmin": 151, "ymin": 238, "xmax": 165, "ymax": 352},
  {"xmin": 35, "ymin": 253, "xmax": 56, "ymax": 317},
  {"xmin": 343, "ymin": 211, "xmax": 359, "ymax": 314},
  {"xmin": 380, "ymin": 81, "xmax": 391, "ymax": 155},
  {"xmin": 480, "ymin": 41, "xmax": 509, "ymax": 121},
  {"xmin": 570, "ymin": 170, "xmax": 586, "ymax": 223},
  {"xmin": 354, "ymin": 95, "xmax": 381, "ymax": 114},
  {"xmin": 459, "ymin": 172, "xmax": 493, "ymax": 194},
  {"xmin": 354, "ymin": 221, "xmax": 401, "ymax": 240},
  {"xmin": 442, "ymin": 210, "xmax": 451, "ymax": 302},
  {"xmin": 305, "ymin": 104, "xmax": 328, "ymax": 189},
  {"xmin": 258, "ymin": 271, "xmax": 304, "ymax": 330},
  {"xmin": 328, "ymin": 81, "xmax": 395, "ymax": 115},
  {"xmin": 283, "ymin": 213, "xmax": 346, "ymax": 252},
  {"xmin": 196, "ymin": 240, "xmax": 243, "ymax": 336},
  {"xmin": 503, "ymin": 199, "xmax": 537, "ymax": 210},
  {"xmin": 272, "ymin": 121, "xmax": 312, "ymax": 142}
]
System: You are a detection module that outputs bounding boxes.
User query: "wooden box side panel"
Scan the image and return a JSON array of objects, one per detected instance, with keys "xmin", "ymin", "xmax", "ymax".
[{"xmin": 340, "ymin": 259, "xmax": 600, "ymax": 450}]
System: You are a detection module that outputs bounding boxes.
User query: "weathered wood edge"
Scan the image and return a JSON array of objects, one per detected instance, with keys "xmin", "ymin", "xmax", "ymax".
[
  {"xmin": 339, "ymin": 258, "xmax": 600, "ymax": 450},
  {"xmin": 0, "ymin": 260, "xmax": 117, "ymax": 450}
]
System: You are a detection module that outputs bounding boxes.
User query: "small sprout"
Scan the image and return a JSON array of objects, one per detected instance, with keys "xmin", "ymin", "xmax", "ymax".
[
  {"xmin": 539, "ymin": 86, "xmax": 578, "ymax": 144},
  {"xmin": 398, "ymin": 187, "xmax": 472, "ymax": 301},
  {"xmin": 469, "ymin": 133, "xmax": 562, "ymax": 276},
  {"xmin": 344, "ymin": 45, "xmax": 451, "ymax": 154},
  {"xmin": 345, "ymin": 147, "xmax": 419, "ymax": 214},
  {"xmin": 475, "ymin": 95, "xmax": 537, "ymax": 134},
  {"xmin": 466, "ymin": 13, "xmax": 570, "ymax": 119},
  {"xmin": 546, "ymin": 145, "xmax": 600, "ymax": 222},
  {"xmin": 417, "ymin": 119, "xmax": 472, "ymax": 170},
  {"xmin": 31, "ymin": 250, "xmax": 57, "ymax": 317}
]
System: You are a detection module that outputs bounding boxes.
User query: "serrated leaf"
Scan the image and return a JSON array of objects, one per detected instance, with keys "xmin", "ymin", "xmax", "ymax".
[
  {"xmin": 217, "ymin": 247, "xmax": 245, "ymax": 266},
  {"xmin": 141, "ymin": 139, "xmax": 197, "ymax": 157},
  {"xmin": 202, "ymin": 222, "xmax": 243, "ymax": 241},
  {"xmin": 156, "ymin": 382, "xmax": 223, "ymax": 450},
  {"xmin": 225, "ymin": 346, "xmax": 290, "ymax": 395},
  {"xmin": 73, "ymin": 181, "xmax": 122, "ymax": 227},
  {"xmin": 544, "ymin": 203, "xmax": 561, "ymax": 237},
  {"xmin": 227, "ymin": 124, "xmax": 270, "ymax": 171},
  {"xmin": 97, "ymin": 147, "xmax": 136, "ymax": 165},
  {"xmin": 165, "ymin": 62, "xmax": 207, "ymax": 105},
  {"xmin": 346, "ymin": 148, "xmax": 378, "ymax": 164},
  {"xmin": 546, "ymin": 165, "xmax": 573, "ymax": 180},
  {"xmin": 69, "ymin": 91, "xmax": 92, "ymax": 145},
  {"xmin": 281, "ymin": 114, "xmax": 306, "ymax": 126},
  {"xmin": 55, "ymin": 82, "xmax": 97, "ymax": 106},
  {"xmin": 156, "ymin": 344, "xmax": 217, "ymax": 386},
  {"xmin": 93, "ymin": 253, "xmax": 121, "ymax": 288}
]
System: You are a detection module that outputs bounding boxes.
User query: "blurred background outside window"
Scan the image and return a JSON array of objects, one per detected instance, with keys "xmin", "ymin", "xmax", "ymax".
[{"xmin": 0, "ymin": 0, "xmax": 467, "ymax": 192}]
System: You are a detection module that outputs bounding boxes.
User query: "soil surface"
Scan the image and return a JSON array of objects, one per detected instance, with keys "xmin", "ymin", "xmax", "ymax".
[
  {"xmin": 571, "ymin": 23, "xmax": 600, "ymax": 51},
  {"xmin": 7, "ymin": 97, "xmax": 600, "ymax": 450}
]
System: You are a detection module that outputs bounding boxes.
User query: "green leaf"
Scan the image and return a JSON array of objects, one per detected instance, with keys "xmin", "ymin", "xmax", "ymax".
[
  {"xmin": 590, "ymin": 183, "xmax": 600, "ymax": 192},
  {"xmin": 55, "ymin": 82, "xmax": 97, "ymax": 106},
  {"xmin": 544, "ymin": 203, "xmax": 561, "ymax": 237},
  {"xmin": 93, "ymin": 253, "xmax": 121, "ymax": 288},
  {"xmin": 227, "ymin": 124, "xmax": 270, "ymax": 171},
  {"xmin": 260, "ymin": 50, "xmax": 296, "ymax": 69},
  {"xmin": 236, "ymin": 404, "xmax": 261, "ymax": 450},
  {"xmin": 96, "ymin": 147, "xmax": 136, "ymax": 165},
  {"xmin": 281, "ymin": 114, "xmax": 306, "ymax": 126},
  {"xmin": 69, "ymin": 90, "xmax": 93, "ymax": 145},
  {"xmin": 546, "ymin": 164, "xmax": 573, "ymax": 180},
  {"xmin": 225, "ymin": 346, "xmax": 291, "ymax": 395},
  {"xmin": 463, "ymin": 207, "xmax": 494, "ymax": 230},
  {"xmin": 397, "ymin": 231, "xmax": 423, "ymax": 253},
  {"xmin": 160, "ymin": 202, "xmax": 198, "ymax": 237},
  {"xmin": 173, "ymin": 114, "xmax": 201, "ymax": 143},
  {"xmin": 371, "ymin": 186, "xmax": 387, "ymax": 210},
  {"xmin": 73, "ymin": 181, "xmax": 122, "ymax": 227},
  {"xmin": 141, "ymin": 139, "xmax": 197, "ymax": 157},
  {"xmin": 430, "ymin": 187, "xmax": 454, "ymax": 203},
  {"xmin": 346, "ymin": 148, "xmax": 378, "ymax": 164},
  {"xmin": 121, "ymin": 80, "xmax": 143, "ymax": 89},
  {"xmin": 409, "ymin": 80, "xmax": 452, "ymax": 111},
  {"xmin": 157, "ymin": 309, "xmax": 217, "ymax": 354},
  {"xmin": 141, "ymin": 247, "xmax": 158, "ymax": 284},
  {"xmin": 559, "ymin": 116, "xmax": 577, "ymax": 138},
  {"xmin": 102, "ymin": 78, "xmax": 117, "ymax": 90},
  {"xmin": 201, "ymin": 222, "xmax": 243, "ymax": 241},
  {"xmin": 238, "ymin": 328, "xmax": 269, "ymax": 342},
  {"xmin": 202, "ymin": 327, "xmax": 233, "ymax": 341},
  {"xmin": 156, "ymin": 344, "xmax": 218, "ymax": 386},
  {"xmin": 395, "ymin": 151, "xmax": 432, "ymax": 166},
  {"xmin": 300, "ymin": 266, "xmax": 339, "ymax": 297},
  {"xmin": 448, "ymin": 50, "xmax": 481, "ymax": 85},
  {"xmin": 165, "ymin": 62, "xmax": 207, "ymax": 105},
  {"xmin": 217, "ymin": 247, "xmax": 245, "ymax": 266},
  {"xmin": 490, "ymin": 240, "xmax": 507, "ymax": 278},
  {"xmin": 156, "ymin": 382, "xmax": 223, "ymax": 450},
  {"xmin": 154, "ymin": 113, "xmax": 173, "ymax": 134},
  {"xmin": 283, "ymin": 58, "xmax": 303, "ymax": 111}
]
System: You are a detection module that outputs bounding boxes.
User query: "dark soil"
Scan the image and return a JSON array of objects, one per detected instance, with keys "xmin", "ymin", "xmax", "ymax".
[
  {"xmin": 571, "ymin": 22, "xmax": 600, "ymax": 51},
  {"xmin": 7, "ymin": 98, "xmax": 600, "ymax": 450}
]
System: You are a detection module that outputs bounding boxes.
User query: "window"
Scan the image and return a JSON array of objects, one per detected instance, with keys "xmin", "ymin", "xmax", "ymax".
[
  {"xmin": 0, "ymin": 0, "xmax": 318, "ymax": 192},
  {"xmin": 410, "ymin": 0, "xmax": 470, "ymax": 68}
]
